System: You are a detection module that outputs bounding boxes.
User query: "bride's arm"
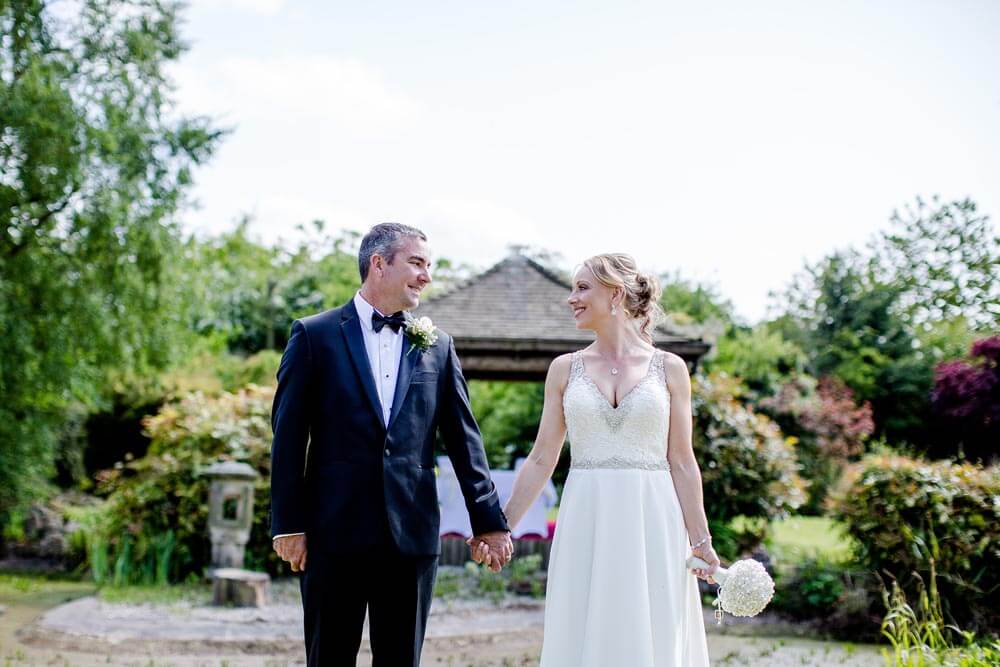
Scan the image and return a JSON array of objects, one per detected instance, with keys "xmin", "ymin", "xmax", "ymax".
[
  {"xmin": 664, "ymin": 353, "xmax": 720, "ymax": 578},
  {"xmin": 502, "ymin": 354, "xmax": 571, "ymax": 531}
]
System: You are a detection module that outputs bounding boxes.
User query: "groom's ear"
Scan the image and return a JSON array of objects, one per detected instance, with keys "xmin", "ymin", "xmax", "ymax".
[{"xmin": 368, "ymin": 253, "xmax": 385, "ymax": 278}]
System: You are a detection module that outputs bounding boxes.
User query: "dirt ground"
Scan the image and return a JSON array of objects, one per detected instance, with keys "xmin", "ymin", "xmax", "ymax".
[{"xmin": 0, "ymin": 578, "xmax": 882, "ymax": 666}]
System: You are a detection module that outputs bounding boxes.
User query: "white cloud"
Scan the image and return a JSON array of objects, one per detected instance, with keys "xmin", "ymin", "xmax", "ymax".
[
  {"xmin": 170, "ymin": 2, "xmax": 1000, "ymax": 323},
  {"xmin": 198, "ymin": 0, "xmax": 288, "ymax": 16},
  {"xmin": 416, "ymin": 198, "xmax": 548, "ymax": 267},
  {"xmin": 171, "ymin": 55, "xmax": 421, "ymax": 136}
]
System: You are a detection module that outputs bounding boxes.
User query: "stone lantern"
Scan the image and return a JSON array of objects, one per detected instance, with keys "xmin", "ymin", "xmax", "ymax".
[
  {"xmin": 203, "ymin": 460, "xmax": 269, "ymax": 607},
  {"xmin": 204, "ymin": 460, "xmax": 258, "ymax": 568}
]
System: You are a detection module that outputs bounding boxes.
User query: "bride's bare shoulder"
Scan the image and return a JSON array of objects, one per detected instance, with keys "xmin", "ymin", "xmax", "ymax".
[
  {"xmin": 546, "ymin": 353, "xmax": 575, "ymax": 388},
  {"xmin": 549, "ymin": 352, "xmax": 575, "ymax": 373},
  {"xmin": 660, "ymin": 351, "xmax": 692, "ymax": 391}
]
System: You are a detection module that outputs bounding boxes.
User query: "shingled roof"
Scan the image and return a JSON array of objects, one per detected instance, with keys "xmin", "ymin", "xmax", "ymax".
[{"xmin": 414, "ymin": 253, "xmax": 711, "ymax": 380}]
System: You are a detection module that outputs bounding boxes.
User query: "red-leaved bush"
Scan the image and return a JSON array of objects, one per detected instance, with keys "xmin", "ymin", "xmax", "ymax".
[
  {"xmin": 931, "ymin": 335, "xmax": 999, "ymax": 463},
  {"xmin": 760, "ymin": 375, "xmax": 874, "ymax": 513},
  {"xmin": 803, "ymin": 377, "xmax": 876, "ymax": 459}
]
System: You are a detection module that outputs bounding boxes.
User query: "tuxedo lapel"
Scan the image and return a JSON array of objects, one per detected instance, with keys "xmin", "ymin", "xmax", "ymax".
[
  {"xmin": 387, "ymin": 323, "xmax": 418, "ymax": 432},
  {"xmin": 340, "ymin": 300, "xmax": 386, "ymax": 428}
]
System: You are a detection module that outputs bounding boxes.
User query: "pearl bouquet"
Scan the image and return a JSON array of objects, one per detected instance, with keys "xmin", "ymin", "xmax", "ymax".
[{"xmin": 687, "ymin": 556, "xmax": 775, "ymax": 623}]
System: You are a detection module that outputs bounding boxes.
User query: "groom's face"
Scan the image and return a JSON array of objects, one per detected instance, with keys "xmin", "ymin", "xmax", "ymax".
[{"xmin": 377, "ymin": 236, "xmax": 433, "ymax": 311}]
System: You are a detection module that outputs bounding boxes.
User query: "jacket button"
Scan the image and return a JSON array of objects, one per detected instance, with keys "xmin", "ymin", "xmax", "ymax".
[{"xmin": 384, "ymin": 448, "xmax": 390, "ymax": 456}]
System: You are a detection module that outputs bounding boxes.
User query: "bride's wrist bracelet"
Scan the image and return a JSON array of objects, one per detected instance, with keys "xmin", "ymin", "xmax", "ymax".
[{"xmin": 690, "ymin": 535, "xmax": 712, "ymax": 550}]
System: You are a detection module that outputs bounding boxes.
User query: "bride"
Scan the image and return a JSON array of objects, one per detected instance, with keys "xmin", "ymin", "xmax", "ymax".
[{"xmin": 473, "ymin": 253, "xmax": 718, "ymax": 666}]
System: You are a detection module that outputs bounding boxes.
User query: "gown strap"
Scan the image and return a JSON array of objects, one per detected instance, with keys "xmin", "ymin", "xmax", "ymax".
[
  {"xmin": 651, "ymin": 349, "xmax": 666, "ymax": 382},
  {"xmin": 568, "ymin": 350, "xmax": 585, "ymax": 383}
]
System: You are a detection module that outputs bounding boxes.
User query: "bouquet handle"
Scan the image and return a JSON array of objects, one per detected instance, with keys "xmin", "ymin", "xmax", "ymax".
[{"xmin": 686, "ymin": 556, "xmax": 727, "ymax": 584}]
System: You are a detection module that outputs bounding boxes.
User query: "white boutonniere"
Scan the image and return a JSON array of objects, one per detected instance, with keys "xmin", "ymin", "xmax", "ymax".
[{"xmin": 404, "ymin": 315, "xmax": 438, "ymax": 355}]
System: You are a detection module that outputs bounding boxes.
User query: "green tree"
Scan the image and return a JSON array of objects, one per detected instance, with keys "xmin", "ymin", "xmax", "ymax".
[
  {"xmin": 707, "ymin": 325, "xmax": 807, "ymax": 397},
  {"xmin": 772, "ymin": 195, "xmax": 999, "ymax": 448},
  {"xmin": 0, "ymin": 0, "xmax": 221, "ymax": 534},
  {"xmin": 658, "ymin": 272, "xmax": 735, "ymax": 326},
  {"xmin": 187, "ymin": 220, "xmax": 361, "ymax": 353},
  {"xmin": 877, "ymin": 196, "xmax": 999, "ymax": 331},
  {"xmin": 775, "ymin": 251, "xmax": 931, "ymax": 444},
  {"xmin": 467, "ymin": 380, "xmax": 546, "ymax": 471}
]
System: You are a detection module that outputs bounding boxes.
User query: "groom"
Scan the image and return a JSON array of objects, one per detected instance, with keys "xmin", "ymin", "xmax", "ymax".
[{"xmin": 270, "ymin": 223, "xmax": 513, "ymax": 666}]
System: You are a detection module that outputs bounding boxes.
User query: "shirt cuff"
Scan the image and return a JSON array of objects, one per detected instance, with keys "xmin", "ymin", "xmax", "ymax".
[{"xmin": 272, "ymin": 532, "xmax": 305, "ymax": 540}]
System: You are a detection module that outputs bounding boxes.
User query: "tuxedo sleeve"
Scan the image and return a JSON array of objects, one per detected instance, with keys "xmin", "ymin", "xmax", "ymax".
[
  {"xmin": 269, "ymin": 319, "xmax": 313, "ymax": 538},
  {"xmin": 438, "ymin": 336, "xmax": 510, "ymax": 535}
]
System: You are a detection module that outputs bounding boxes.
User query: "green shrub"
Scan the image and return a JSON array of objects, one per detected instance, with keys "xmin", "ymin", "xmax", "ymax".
[
  {"xmin": 460, "ymin": 555, "xmax": 546, "ymax": 601},
  {"xmin": 82, "ymin": 385, "xmax": 281, "ymax": 583},
  {"xmin": 692, "ymin": 373, "xmax": 806, "ymax": 524},
  {"xmin": 773, "ymin": 557, "xmax": 845, "ymax": 620},
  {"xmin": 833, "ymin": 454, "xmax": 1000, "ymax": 635},
  {"xmin": 507, "ymin": 553, "xmax": 545, "ymax": 598},
  {"xmin": 769, "ymin": 557, "xmax": 882, "ymax": 640},
  {"xmin": 215, "ymin": 351, "xmax": 282, "ymax": 392}
]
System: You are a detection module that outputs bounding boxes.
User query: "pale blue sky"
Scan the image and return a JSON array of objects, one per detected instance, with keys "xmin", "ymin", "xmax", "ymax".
[{"xmin": 171, "ymin": 0, "xmax": 1000, "ymax": 322}]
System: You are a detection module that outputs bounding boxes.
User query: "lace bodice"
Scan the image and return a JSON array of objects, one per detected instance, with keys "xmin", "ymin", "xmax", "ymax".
[{"xmin": 563, "ymin": 350, "xmax": 672, "ymax": 471}]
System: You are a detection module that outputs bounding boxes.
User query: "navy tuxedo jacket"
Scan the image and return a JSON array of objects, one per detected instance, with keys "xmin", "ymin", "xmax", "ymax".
[{"xmin": 269, "ymin": 298, "xmax": 508, "ymax": 556}]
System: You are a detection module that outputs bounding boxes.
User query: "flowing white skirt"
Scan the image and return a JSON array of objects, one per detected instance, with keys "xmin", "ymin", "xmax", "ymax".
[{"xmin": 540, "ymin": 468, "xmax": 710, "ymax": 667}]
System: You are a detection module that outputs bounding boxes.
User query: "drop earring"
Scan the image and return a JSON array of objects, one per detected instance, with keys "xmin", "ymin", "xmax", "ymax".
[{"xmin": 611, "ymin": 304, "xmax": 617, "ymax": 316}]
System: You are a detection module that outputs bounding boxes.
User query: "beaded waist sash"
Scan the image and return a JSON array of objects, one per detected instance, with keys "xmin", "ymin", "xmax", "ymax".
[{"xmin": 570, "ymin": 455, "xmax": 672, "ymax": 472}]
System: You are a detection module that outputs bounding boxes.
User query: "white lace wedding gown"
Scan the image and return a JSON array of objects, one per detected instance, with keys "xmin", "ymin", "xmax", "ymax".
[{"xmin": 540, "ymin": 351, "xmax": 710, "ymax": 666}]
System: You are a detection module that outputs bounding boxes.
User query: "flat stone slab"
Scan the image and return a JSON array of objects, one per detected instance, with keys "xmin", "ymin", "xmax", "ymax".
[{"xmin": 31, "ymin": 595, "xmax": 544, "ymax": 648}]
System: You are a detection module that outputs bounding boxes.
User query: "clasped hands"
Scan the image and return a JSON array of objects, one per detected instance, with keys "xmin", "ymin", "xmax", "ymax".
[
  {"xmin": 274, "ymin": 532, "xmax": 512, "ymax": 574},
  {"xmin": 466, "ymin": 530, "xmax": 514, "ymax": 572}
]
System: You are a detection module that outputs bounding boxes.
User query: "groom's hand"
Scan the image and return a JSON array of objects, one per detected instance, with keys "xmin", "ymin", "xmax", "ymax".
[{"xmin": 273, "ymin": 534, "xmax": 308, "ymax": 573}]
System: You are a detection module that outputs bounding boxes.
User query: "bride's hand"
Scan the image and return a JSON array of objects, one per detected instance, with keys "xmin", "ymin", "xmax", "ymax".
[{"xmin": 691, "ymin": 542, "xmax": 720, "ymax": 584}]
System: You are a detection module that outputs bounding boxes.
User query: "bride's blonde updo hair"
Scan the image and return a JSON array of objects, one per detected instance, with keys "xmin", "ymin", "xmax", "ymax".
[{"xmin": 582, "ymin": 253, "xmax": 666, "ymax": 341}]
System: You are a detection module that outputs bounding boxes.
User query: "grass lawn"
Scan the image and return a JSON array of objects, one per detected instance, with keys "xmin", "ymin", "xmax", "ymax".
[
  {"xmin": 96, "ymin": 581, "xmax": 211, "ymax": 605},
  {"xmin": 767, "ymin": 516, "xmax": 855, "ymax": 566}
]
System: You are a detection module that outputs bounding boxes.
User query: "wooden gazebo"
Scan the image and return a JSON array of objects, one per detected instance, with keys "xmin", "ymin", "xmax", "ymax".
[{"xmin": 414, "ymin": 253, "xmax": 710, "ymax": 381}]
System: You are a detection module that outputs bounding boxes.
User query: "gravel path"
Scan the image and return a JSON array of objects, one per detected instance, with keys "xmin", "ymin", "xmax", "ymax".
[{"xmin": 6, "ymin": 582, "xmax": 882, "ymax": 666}]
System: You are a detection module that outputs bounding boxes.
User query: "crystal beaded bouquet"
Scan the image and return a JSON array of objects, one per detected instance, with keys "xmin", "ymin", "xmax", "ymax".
[{"xmin": 687, "ymin": 556, "xmax": 774, "ymax": 623}]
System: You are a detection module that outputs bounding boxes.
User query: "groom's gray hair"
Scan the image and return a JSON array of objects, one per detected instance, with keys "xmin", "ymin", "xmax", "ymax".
[{"xmin": 358, "ymin": 223, "xmax": 428, "ymax": 283}]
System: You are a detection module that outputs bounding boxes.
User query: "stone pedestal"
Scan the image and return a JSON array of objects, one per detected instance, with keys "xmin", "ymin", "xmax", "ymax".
[{"xmin": 211, "ymin": 568, "xmax": 270, "ymax": 607}]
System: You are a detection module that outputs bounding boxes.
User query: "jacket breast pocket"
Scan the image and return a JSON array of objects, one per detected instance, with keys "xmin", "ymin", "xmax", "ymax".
[{"xmin": 411, "ymin": 370, "xmax": 438, "ymax": 384}]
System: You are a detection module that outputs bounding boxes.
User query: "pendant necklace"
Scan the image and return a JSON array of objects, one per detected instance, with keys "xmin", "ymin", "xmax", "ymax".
[{"xmin": 596, "ymin": 349, "xmax": 623, "ymax": 375}]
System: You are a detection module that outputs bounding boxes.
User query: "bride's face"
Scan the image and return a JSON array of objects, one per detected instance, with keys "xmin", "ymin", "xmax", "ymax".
[{"xmin": 568, "ymin": 266, "xmax": 615, "ymax": 330}]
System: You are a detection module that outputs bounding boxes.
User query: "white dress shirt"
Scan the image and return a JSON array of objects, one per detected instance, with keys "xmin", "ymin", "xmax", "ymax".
[
  {"xmin": 351, "ymin": 291, "xmax": 405, "ymax": 426},
  {"xmin": 273, "ymin": 292, "xmax": 405, "ymax": 541}
]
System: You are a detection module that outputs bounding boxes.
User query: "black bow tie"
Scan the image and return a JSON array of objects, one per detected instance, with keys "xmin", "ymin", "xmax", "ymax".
[{"xmin": 372, "ymin": 310, "xmax": 406, "ymax": 334}]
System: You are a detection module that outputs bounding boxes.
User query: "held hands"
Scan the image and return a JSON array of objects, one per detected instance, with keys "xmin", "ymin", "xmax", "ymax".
[
  {"xmin": 273, "ymin": 534, "xmax": 308, "ymax": 573},
  {"xmin": 466, "ymin": 531, "xmax": 514, "ymax": 572},
  {"xmin": 690, "ymin": 541, "xmax": 720, "ymax": 584}
]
